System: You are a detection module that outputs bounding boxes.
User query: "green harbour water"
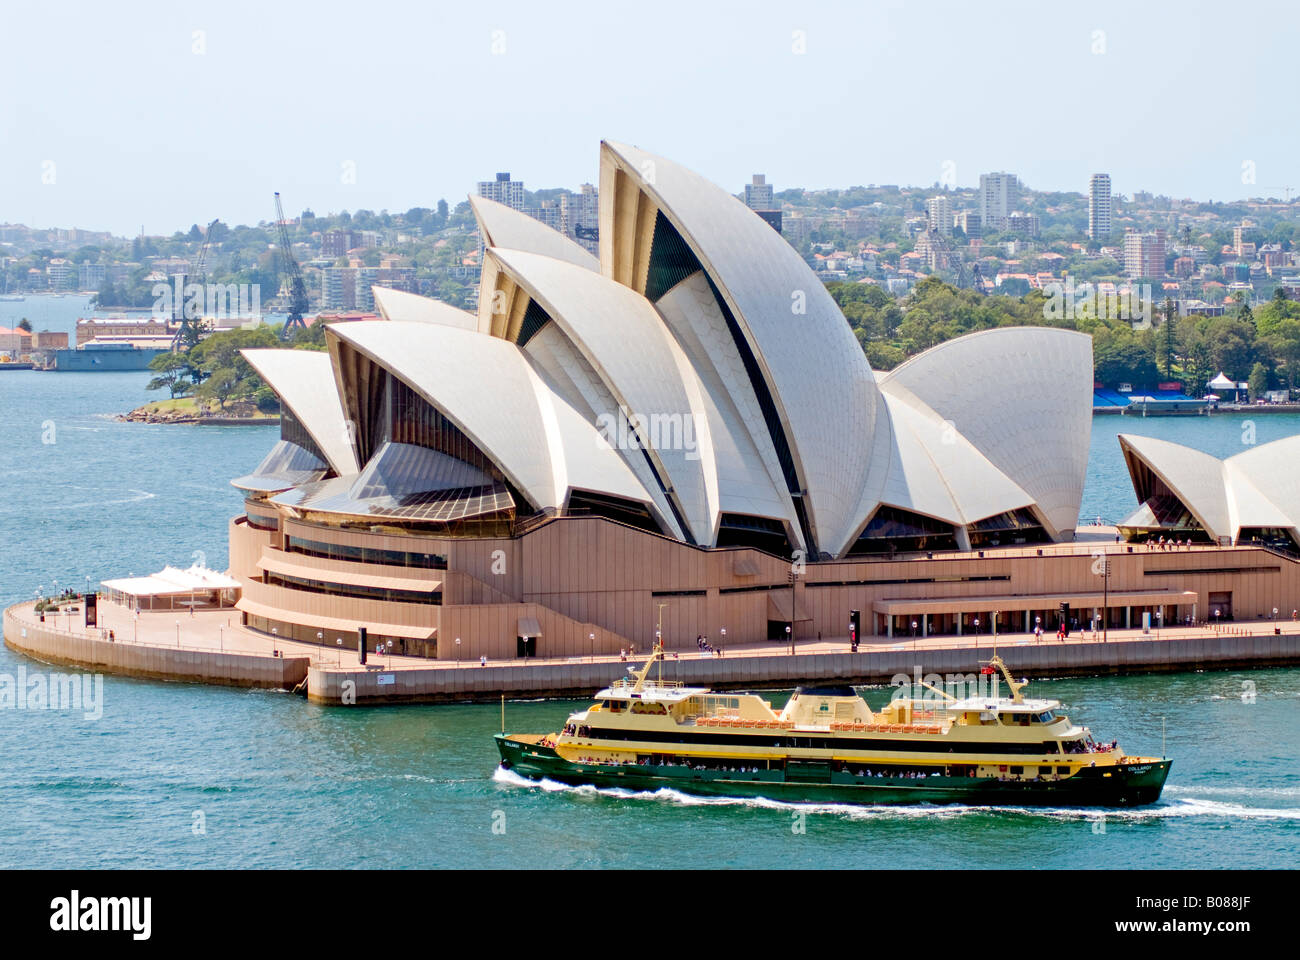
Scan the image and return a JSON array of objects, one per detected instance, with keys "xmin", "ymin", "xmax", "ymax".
[{"xmin": 0, "ymin": 325, "xmax": 1297, "ymax": 869}]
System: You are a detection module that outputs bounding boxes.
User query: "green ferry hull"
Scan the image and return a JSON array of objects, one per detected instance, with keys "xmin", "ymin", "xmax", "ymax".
[{"xmin": 496, "ymin": 735, "xmax": 1171, "ymax": 808}]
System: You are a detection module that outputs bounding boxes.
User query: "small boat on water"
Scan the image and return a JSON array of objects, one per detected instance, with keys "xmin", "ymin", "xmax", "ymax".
[{"xmin": 496, "ymin": 643, "xmax": 1171, "ymax": 807}]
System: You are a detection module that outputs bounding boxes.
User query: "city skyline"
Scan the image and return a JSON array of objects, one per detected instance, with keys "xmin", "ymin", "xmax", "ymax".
[{"xmin": 2, "ymin": 0, "xmax": 1296, "ymax": 236}]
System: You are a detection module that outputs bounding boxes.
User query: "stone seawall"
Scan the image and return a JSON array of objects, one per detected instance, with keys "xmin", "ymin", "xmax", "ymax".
[
  {"xmin": 307, "ymin": 632, "xmax": 1300, "ymax": 705},
  {"xmin": 3, "ymin": 606, "xmax": 309, "ymax": 690}
]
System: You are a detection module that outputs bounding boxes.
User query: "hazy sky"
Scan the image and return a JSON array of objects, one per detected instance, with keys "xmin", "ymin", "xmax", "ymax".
[{"xmin": 3, "ymin": 0, "xmax": 1294, "ymax": 237}]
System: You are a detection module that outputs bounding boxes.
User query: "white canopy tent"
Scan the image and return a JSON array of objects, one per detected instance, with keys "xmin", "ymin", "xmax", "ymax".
[{"xmin": 100, "ymin": 565, "xmax": 241, "ymax": 612}]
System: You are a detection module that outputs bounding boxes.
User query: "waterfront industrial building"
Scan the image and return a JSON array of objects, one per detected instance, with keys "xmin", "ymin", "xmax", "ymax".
[{"xmin": 221, "ymin": 141, "xmax": 1300, "ymax": 662}]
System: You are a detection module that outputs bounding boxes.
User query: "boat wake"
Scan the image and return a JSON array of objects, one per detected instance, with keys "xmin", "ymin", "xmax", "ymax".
[
  {"xmin": 62, "ymin": 489, "xmax": 156, "ymax": 509},
  {"xmin": 493, "ymin": 767, "xmax": 1300, "ymax": 822}
]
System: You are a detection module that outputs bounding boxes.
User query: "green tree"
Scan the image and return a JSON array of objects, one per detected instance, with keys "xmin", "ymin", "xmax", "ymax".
[
  {"xmin": 16, "ymin": 318, "xmax": 32, "ymax": 332},
  {"xmin": 1237, "ymin": 296, "xmax": 1255, "ymax": 328},
  {"xmin": 145, "ymin": 352, "xmax": 194, "ymax": 399},
  {"xmin": 1203, "ymin": 316, "xmax": 1258, "ymax": 380},
  {"xmin": 1248, "ymin": 361, "xmax": 1269, "ymax": 401},
  {"xmin": 1094, "ymin": 337, "xmax": 1159, "ymax": 387},
  {"xmin": 195, "ymin": 366, "xmax": 240, "ymax": 410},
  {"xmin": 1160, "ymin": 299, "xmax": 1177, "ymax": 379}
]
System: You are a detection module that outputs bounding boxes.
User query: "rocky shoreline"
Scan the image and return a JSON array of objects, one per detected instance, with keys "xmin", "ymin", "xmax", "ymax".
[{"xmin": 119, "ymin": 399, "xmax": 279, "ymax": 426}]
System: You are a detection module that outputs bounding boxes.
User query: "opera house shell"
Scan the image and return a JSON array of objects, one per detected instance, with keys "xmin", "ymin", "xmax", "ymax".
[
  {"xmin": 1118, "ymin": 433, "xmax": 1300, "ymax": 551},
  {"xmin": 228, "ymin": 141, "xmax": 1097, "ymax": 659}
]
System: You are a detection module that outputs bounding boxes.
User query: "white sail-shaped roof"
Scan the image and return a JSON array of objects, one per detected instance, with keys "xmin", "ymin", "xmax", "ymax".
[
  {"xmin": 654, "ymin": 270, "xmax": 804, "ymax": 547},
  {"xmin": 880, "ymin": 327, "xmax": 1093, "ymax": 539},
  {"xmin": 1119, "ymin": 434, "xmax": 1232, "ymax": 536},
  {"xmin": 241, "ymin": 348, "xmax": 359, "ymax": 475},
  {"xmin": 600, "ymin": 140, "xmax": 886, "ymax": 557},
  {"xmin": 328, "ymin": 320, "xmax": 662, "ymax": 523},
  {"xmin": 872, "ymin": 392, "xmax": 1037, "ymax": 533},
  {"xmin": 1121, "ymin": 433, "xmax": 1300, "ymax": 543},
  {"xmin": 1227, "ymin": 436, "xmax": 1300, "ymax": 534},
  {"xmin": 372, "ymin": 286, "xmax": 477, "ymax": 330},
  {"xmin": 486, "ymin": 247, "xmax": 716, "ymax": 545},
  {"xmin": 469, "ymin": 195, "xmax": 599, "ymax": 271}
]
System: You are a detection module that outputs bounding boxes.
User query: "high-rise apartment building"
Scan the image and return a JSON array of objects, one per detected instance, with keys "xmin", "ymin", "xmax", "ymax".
[
  {"xmin": 955, "ymin": 210, "xmax": 982, "ymax": 238},
  {"xmin": 1088, "ymin": 173, "xmax": 1112, "ymax": 240},
  {"xmin": 1124, "ymin": 229, "xmax": 1167, "ymax": 279},
  {"xmin": 978, "ymin": 172, "xmax": 1019, "ymax": 230},
  {"xmin": 477, "ymin": 172, "xmax": 526, "ymax": 210},
  {"xmin": 560, "ymin": 183, "xmax": 599, "ymax": 254},
  {"xmin": 744, "ymin": 174, "xmax": 775, "ymax": 211},
  {"xmin": 321, "ymin": 230, "xmax": 356, "ymax": 257},
  {"xmin": 321, "ymin": 267, "xmax": 357, "ymax": 310},
  {"xmin": 1006, "ymin": 212, "xmax": 1040, "ymax": 239},
  {"xmin": 78, "ymin": 262, "xmax": 106, "ymax": 291},
  {"xmin": 354, "ymin": 267, "xmax": 380, "ymax": 311},
  {"xmin": 925, "ymin": 195, "xmax": 953, "ymax": 237}
]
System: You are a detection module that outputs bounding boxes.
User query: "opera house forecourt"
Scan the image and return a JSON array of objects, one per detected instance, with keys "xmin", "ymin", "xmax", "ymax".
[{"xmin": 219, "ymin": 140, "xmax": 1300, "ymax": 665}]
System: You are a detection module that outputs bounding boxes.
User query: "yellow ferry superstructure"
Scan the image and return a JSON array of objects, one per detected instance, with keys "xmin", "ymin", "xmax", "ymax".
[{"xmin": 496, "ymin": 644, "xmax": 1172, "ymax": 806}]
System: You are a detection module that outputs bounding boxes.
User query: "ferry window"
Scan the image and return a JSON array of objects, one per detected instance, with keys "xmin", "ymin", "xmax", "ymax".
[
  {"xmin": 1037, "ymin": 712, "xmax": 1055, "ymax": 723},
  {"xmin": 603, "ymin": 700, "xmax": 624, "ymax": 712},
  {"xmin": 1010, "ymin": 766, "xmax": 1024, "ymax": 775},
  {"xmin": 1056, "ymin": 766, "xmax": 1070, "ymax": 774},
  {"xmin": 1038, "ymin": 766, "xmax": 1052, "ymax": 775}
]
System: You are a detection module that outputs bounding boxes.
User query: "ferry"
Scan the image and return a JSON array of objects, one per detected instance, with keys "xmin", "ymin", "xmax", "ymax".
[{"xmin": 496, "ymin": 643, "xmax": 1171, "ymax": 807}]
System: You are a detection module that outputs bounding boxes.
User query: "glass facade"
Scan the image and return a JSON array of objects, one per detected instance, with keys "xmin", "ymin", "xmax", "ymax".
[
  {"xmin": 285, "ymin": 534, "xmax": 447, "ymax": 570},
  {"xmin": 849, "ymin": 506, "xmax": 958, "ymax": 555},
  {"xmin": 264, "ymin": 571, "xmax": 441, "ymax": 606}
]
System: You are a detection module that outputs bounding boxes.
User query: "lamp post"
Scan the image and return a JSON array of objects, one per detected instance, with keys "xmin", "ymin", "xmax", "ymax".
[
  {"xmin": 589, "ymin": 633, "xmax": 595, "ymax": 662},
  {"xmin": 787, "ymin": 569, "xmax": 797, "ymax": 653},
  {"xmin": 455, "ymin": 636, "xmax": 461, "ymax": 664},
  {"xmin": 1102, "ymin": 552, "xmax": 1110, "ymax": 643},
  {"xmin": 973, "ymin": 617, "xmax": 981, "ymax": 657},
  {"xmin": 219, "ymin": 625, "xmax": 224, "ymax": 652},
  {"xmin": 175, "ymin": 620, "xmax": 181, "ymax": 646},
  {"xmin": 910, "ymin": 619, "xmax": 917, "ymax": 652},
  {"xmin": 786, "ymin": 624, "xmax": 792, "ymax": 656},
  {"xmin": 336, "ymin": 638, "xmax": 343, "ymax": 666}
]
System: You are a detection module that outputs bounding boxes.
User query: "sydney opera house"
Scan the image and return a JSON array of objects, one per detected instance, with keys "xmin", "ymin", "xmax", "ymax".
[{"xmin": 226, "ymin": 141, "xmax": 1300, "ymax": 660}]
